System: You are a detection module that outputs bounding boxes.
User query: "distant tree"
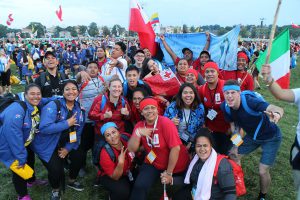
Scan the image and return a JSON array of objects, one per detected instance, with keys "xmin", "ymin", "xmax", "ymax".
[
  {"xmin": 88, "ymin": 22, "xmax": 99, "ymax": 37},
  {"xmin": 0, "ymin": 25, "xmax": 8, "ymax": 37},
  {"xmin": 102, "ymin": 26, "xmax": 111, "ymax": 37},
  {"xmin": 250, "ymin": 26, "xmax": 258, "ymax": 38},
  {"xmin": 183, "ymin": 24, "xmax": 188, "ymax": 33},
  {"xmin": 54, "ymin": 26, "xmax": 64, "ymax": 37},
  {"xmin": 26, "ymin": 22, "xmax": 46, "ymax": 38},
  {"xmin": 190, "ymin": 26, "xmax": 196, "ymax": 33},
  {"xmin": 173, "ymin": 27, "xmax": 178, "ymax": 33},
  {"xmin": 112, "ymin": 24, "xmax": 125, "ymax": 36},
  {"xmin": 78, "ymin": 25, "xmax": 88, "ymax": 36},
  {"xmin": 217, "ymin": 27, "xmax": 227, "ymax": 36},
  {"xmin": 240, "ymin": 26, "xmax": 250, "ymax": 38},
  {"xmin": 66, "ymin": 26, "xmax": 78, "ymax": 37}
]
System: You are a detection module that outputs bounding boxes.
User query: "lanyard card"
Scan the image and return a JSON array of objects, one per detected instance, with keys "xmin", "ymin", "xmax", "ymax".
[
  {"xmin": 146, "ymin": 150, "xmax": 157, "ymax": 164},
  {"xmin": 69, "ymin": 131, "xmax": 77, "ymax": 143},
  {"xmin": 231, "ymin": 134, "xmax": 243, "ymax": 147},
  {"xmin": 207, "ymin": 109, "xmax": 218, "ymax": 120}
]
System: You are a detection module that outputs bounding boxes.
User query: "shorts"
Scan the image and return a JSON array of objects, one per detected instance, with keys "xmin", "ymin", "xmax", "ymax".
[
  {"xmin": 238, "ymin": 129, "xmax": 282, "ymax": 166},
  {"xmin": 1, "ymin": 69, "xmax": 11, "ymax": 86}
]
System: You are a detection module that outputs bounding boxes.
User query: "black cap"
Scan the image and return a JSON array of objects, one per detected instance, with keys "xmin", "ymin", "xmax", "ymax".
[
  {"xmin": 134, "ymin": 49, "xmax": 145, "ymax": 56},
  {"xmin": 182, "ymin": 47, "xmax": 193, "ymax": 54},
  {"xmin": 44, "ymin": 51, "xmax": 56, "ymax": 58}
]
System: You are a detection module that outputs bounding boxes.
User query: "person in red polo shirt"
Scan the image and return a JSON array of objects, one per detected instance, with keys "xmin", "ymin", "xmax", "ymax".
[
  {"xmin": 220, "ymin": 51, "xmax": 254, "ymax": 91},
  {"xmin": 98, "ymin": 122, "xmax": 135, "ymax": 200},
  {"xmin": 128, "ymin": 97, "xmax": 190, "ymax": 200},
  {"xmin": 159, "ymin": 33, "xmax": 211, "ymax": 70},
  {"xmin": 198, "ymin": 61, "xmax": 232, "ymax": 155}
]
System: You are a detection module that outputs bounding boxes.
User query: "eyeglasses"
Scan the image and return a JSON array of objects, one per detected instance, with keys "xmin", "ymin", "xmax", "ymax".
[{"xmin": 135, "ymin": 54, "xmax": 145, "ymax": 58}]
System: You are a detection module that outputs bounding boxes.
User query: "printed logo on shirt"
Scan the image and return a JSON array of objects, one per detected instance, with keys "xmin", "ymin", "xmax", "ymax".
[
  {"xmin": 47, "ymin": 107, "xmax": 53, "ymax": 113},
  {"xmin": 15, "ymin": 114, "xmax": 21, "ymax": 119},
  {"xmin": 204, "ymin": 97, "xmax": 207, "ymax": 102},
  {"xmin": 215, "ymin": 93, "xmax": 221, "ymax": 104}
]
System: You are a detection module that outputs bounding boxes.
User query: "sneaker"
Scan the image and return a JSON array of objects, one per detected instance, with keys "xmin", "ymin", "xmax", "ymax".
[
  {"xmin": 50, "ymin": 191, "xmax": 61, "ymax": 200},
  {"xmin": 27, "ymin": 179, "xmax": 48, "ymax": 187},
  {"xmin": 67, "ymin": 181, "xmax": 84, "ymax": 192},
  {"xmin": 18, "ymin": 195, "xmax": 31, "ymax": 200}
]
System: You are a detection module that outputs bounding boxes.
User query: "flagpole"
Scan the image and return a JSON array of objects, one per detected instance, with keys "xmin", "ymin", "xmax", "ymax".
[{"xmin": 263, "ymin": 0, "xmax": 282, "ymax": 81}]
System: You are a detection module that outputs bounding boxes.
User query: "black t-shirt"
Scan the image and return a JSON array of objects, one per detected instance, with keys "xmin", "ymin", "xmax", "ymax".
[{"xmin": 35, "ymin": 71, "xmax": 67, "ymax": 97}]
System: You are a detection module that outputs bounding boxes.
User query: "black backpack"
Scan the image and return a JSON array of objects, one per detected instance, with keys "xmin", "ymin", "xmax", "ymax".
[
  {"xmin": 92, "ymin": 134, "xmax": 130, "ymax": 169},
  {"xmin": 0, "ymin": 94, "xmax": 27, "ymax": 123}
]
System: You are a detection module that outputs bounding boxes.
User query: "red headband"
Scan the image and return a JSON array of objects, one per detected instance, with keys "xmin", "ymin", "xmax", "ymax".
[
  {"xmin": 203, "ymin": 61, "xmax": 219, "ymax": 73},
  {"xmin": 237, "ymin": 52, "xmax": 249, "ymax": 63},
  {"xmin": 186, "ymin": 68, "xmax": 198, "ymax": 80},
  {"xmin": 139, "ymin": 98, "xmax": 158, "ymax": 111}
]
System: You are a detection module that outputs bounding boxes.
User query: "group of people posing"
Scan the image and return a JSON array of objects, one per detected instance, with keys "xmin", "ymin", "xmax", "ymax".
[{"xmin": 0, "ymin": 35, "xmax": 298, "ymax": 200}]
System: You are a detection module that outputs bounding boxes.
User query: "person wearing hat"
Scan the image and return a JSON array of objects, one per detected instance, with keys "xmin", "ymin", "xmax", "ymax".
[
  {"xmin": 185, "ymin": 68, "xmax": 205, "ymax": 89},
  {"xmin": 128, "ymin": 97, "xmax": 190, "ymax": 200},
  {"xmin": 98, "ymin": 122, "xmax": 135, "ymax": 200},
  {"xmin": 220, "ymin": 51, "xmax": 254, "ymax": 91},
  {"xmin": 221, "ymin": 79, "xmax": 283, "ymax": 200},
  {"xmin": 198, "ymin": 61, "xmax": 232, "ymax": 155},
  {"xmin": 34, "ymin": 51, "xmax": 68, "ymax": 97},
  {"xmin": 159, "ymin": 32, "xmax": 211, "ymax": 71}
]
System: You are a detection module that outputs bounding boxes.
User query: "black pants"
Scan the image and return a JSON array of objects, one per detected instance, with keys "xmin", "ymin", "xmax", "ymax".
[
  {"xmin": 1, "ymin": 69, "xmax": 11, "ymax": 86},
  {"xmin": 79, "ymin": 123, "xmax": 95, "ymax": 167},
  {"xmin": 130, "ymin": 164, "xmax": 162, "ymax": 200},
  {"xmin": 100, "ymin": 175, "xmax": 131, "ymax": 200},
  {"xmin": 41, "ymin": 147, "xmax": 84, "ymax": 189},
  {"xmin": 172, "ymin": 185, "xmax": 193, "ymax": 200},
  {"xmin": 12, "ymin": 146, "xmax": 36, "ymax": 197},
  {"xmin": 211, "ymin": 132, "xmax": 233, "ymax": 155}
]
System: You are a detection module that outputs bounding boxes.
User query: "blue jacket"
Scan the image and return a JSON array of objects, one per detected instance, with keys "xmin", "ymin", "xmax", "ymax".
[
  {"xmin": 0, "ymin": 101, "xmax": 35, "ymax": 168},
  {"xmin": 32, "ymin": 98, "xmax": 85, "ymax": 163},
  {"xmin": 164, "ymin": 101, "xmax": 205, "ymax": 139}
]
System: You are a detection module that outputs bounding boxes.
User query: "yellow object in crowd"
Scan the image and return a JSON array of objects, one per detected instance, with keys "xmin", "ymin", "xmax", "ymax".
[
  {"xmin": 9, "ymin": 160, "xmax": 34, "ymax": 180},
  {"xmin": 10, "ymin": 75, "xmax": 21, "ymax": 85}
]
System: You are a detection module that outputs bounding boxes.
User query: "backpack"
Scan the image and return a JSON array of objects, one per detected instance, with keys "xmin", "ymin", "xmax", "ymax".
[
  {"xmin": 213, "ymin": 155, "xmax": 246, "ymax": 197},
  {"xmin": 92, "ymin": 133, "xmax": 130, "ymax": 169},
  {"xmin": 224, "ymin": 90, "xmax": 265, "ymax": 140},
  {"xmin": 123, "ymin": 80, "xmax": 144, "ymax": 97},
  {"xmin": 100, "ymin": 95, "xmax": 125, "ymax": 111},
  {"xmin": 39, "ymin": 71, "xmax": 67, "ymax": 88},
  {"xmin": 0, "ymin": 94, "xmax": 27, "ymax": 124}
]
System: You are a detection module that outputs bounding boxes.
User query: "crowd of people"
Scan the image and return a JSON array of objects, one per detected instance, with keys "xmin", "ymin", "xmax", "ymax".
[{"xmin": 0, "ymin": 35, "xmax": 299, "ymax": 200}]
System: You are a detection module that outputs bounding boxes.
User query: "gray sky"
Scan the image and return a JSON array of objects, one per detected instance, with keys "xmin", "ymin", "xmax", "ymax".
[{"xmin": 0, "ymin": 0, "xmax": 299, "ymax": 29}]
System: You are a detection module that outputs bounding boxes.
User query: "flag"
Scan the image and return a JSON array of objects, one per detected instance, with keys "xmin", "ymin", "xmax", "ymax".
[
  {"xmin": 56, "ymin": 5, "xmax": 63, "ymax": 21},
  {"xmin": 159, "ymin": 26, "xmax": 240, "ymax": 70},
  {"xmin": 129, "ymin": 0, "xmax": 157, "ymax": 55},
  {"xmin": 150, "ymin": 12, "xmax": 159, "ymax": 24},
  {"xmin": 255, "ymin": 28, "xmax": 290, "ymax": 89},
  {"xmin": 6, "ymin": 14, "xmax": 14, "ymax": 26},
  {"xmin": 143, "ymin": 68, "xmax": 180, "ymax": 97},
  {"xmin": 292, "ymin": 23, "xmax": 300, "ymax": 29}
]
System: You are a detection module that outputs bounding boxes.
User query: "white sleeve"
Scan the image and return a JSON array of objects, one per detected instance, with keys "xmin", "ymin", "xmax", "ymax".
[{"xmin": 292, "ymin": 88, "xmax": 300, "ymax": 105}]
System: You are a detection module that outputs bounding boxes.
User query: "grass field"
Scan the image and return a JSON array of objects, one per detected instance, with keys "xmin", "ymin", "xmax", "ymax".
[{"xmin": 0, "ymin": 64, "xmax": 299, "ymax": 200}]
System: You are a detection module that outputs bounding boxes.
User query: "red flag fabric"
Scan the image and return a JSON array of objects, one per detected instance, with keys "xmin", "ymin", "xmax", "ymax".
[
  {"xmin": 292, "ymin": 23, "xmax": 300, "ymax": 29},
  {"xmin": 56, "ymin": 5, "xmax": 63, "ymax": 21},
  {"xmin": 6, "ymin": 14, "xmax": 14, "ymax": 26},
  {"xmin": 143, "ymin": 69, "xmax": 180, "ymax": 97},
  {"xmin": 129, "ymin": 0, "xmax": 157, "ymax": 55}
]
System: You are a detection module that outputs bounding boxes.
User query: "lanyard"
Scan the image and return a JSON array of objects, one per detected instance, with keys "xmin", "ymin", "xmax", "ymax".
[
  {"xmin": 208, "ymin": 82, "xmax": 218, "ymax": 108},
  {"xmin": 144, "ymin": 116, "xmax": 159, "ymax": 148},
  {"xmin": 182, "ymin": 109, "xmax": 191, "ymax": 125},
  {"xmin": 91, "ymin": 77, "xmax": 100, "ymax": 89}
]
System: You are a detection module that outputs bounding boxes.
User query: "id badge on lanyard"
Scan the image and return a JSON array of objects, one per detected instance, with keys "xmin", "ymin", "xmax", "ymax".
[{"xmin": 145, "ymin": 117, "xmax": 159, "ymax": 164}]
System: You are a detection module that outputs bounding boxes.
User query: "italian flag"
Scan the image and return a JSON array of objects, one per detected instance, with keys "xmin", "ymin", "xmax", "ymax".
[{"xmin": 256, "ymin": 28, "xmax": 290, "ymax": 89}]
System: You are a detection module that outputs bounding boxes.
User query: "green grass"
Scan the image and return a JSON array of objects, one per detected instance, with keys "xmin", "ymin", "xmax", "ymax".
[{"xmin": 1, "ymin": 64, "xmax": 300, "ymax": 199}]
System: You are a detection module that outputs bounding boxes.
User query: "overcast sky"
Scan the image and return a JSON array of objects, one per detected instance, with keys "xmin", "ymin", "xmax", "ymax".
[{"xmin": 0, "ymin": 0, "xmax": 299, "ymax": 29}]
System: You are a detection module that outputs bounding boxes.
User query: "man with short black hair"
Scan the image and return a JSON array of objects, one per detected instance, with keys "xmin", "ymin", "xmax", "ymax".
[
  {"xmin": 133, "ymin": 49, "xmax": 145, "ymax": 71},
  {"xmin": 101, "ymin": 42, "xmax": 128, "ymax": 83},
  {"xmin": 123, "ymin": 65, "xmax": 152, "ymax": 101}
]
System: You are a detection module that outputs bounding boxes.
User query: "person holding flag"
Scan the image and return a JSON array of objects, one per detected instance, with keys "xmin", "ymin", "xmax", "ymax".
[{"xmin": 261, "ymin": 64, "xmax": 300, "ymax": 200}]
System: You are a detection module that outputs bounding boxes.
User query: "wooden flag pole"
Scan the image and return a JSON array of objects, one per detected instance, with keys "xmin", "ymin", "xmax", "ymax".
[
  {"xmin": 263, "ymin": 0, "xmax": 282, "ymax": 81},
  {"xmin": 265, "ymin": 0, "xmax": 282, "ymax": 64}
]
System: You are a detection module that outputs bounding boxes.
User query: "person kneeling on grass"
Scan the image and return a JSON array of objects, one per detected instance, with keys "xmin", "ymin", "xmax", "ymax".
[
  {"xmin": 32, "ymin": 80, "xmax": 85, "ymax": 200},
  {"xmin": 220, "ymin": 79, "xmax": 284, "ymax": 200},
  {"xmin": 127, "ymin": 97, "xmax": 190, "ymax": 200},
  {"xmin": 98, "ymin": 122, "xmax": 135, "ymax": 200}
]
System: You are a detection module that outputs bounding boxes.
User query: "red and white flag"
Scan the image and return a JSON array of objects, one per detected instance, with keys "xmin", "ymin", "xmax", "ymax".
[
  {"xmin": 56, "ymin": 5, "xmax": 63, "ymax": 21},
  {"xmin": 292, "ymin": 23, "xmax": 300, "ymax": 29},
  {"xmin": 6, "ymin": 14, "xmax": 14, "ymax": 26},
  {"xmin": 129, "ymin": 0, "xmax": 157, "ymax": 55},
  {"xmin": 144, "ymin": 68, "xmax": 180, "ymax": 97}
]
